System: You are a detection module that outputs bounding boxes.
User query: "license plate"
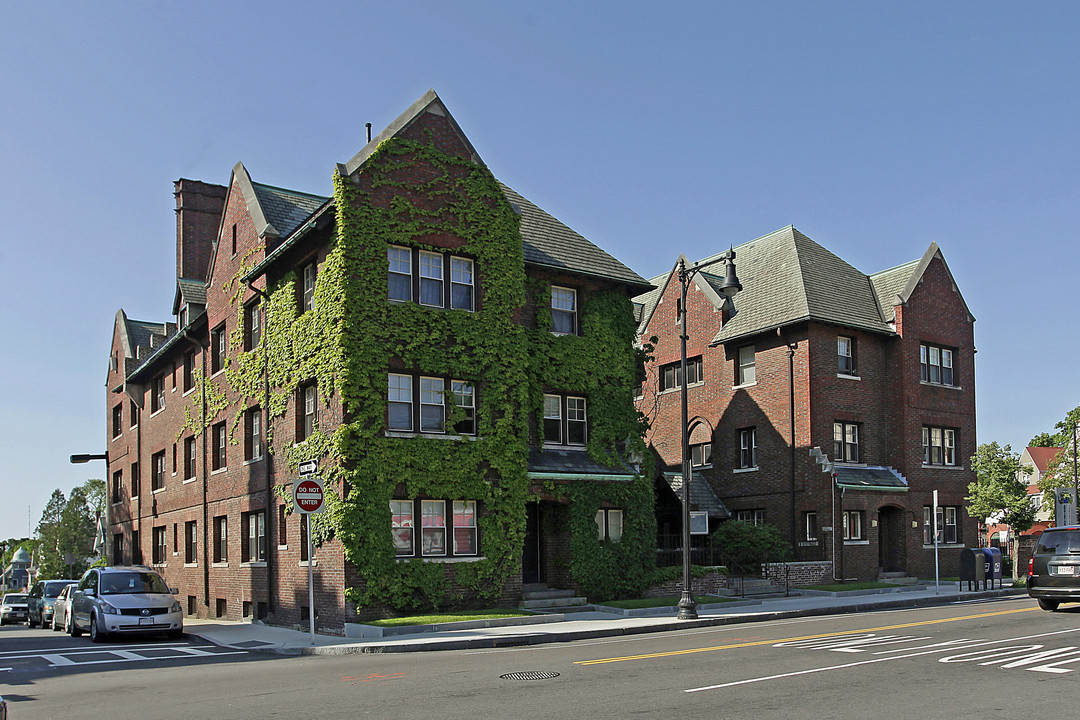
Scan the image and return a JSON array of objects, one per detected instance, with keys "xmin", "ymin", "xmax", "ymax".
[
  {"xmin": 138, "ymin": 617, "xmax": 154, "ymax": 625},
  {"xmin": 1055, "ymin": 566, "xmax": 1077, "ymax": 576}
]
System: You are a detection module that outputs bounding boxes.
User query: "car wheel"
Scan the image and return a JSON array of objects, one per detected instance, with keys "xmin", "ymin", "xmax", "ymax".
[
  {"xmin": 69, "ymin": 612, "xmax": 83, "ymax": 637},
  {"xmin": 1038, "ymin": 599, "xmax": 1060, "ymax": 612},
  {"xmin": 89, "ymin": 613, "xmax": 107, "ymax": 643},
  {"xmin": 28, "ymin": 614, "xmax": 37, "ymax": 628}
]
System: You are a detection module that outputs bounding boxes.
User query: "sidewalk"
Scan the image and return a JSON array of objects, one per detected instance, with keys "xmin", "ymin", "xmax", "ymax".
[{"xmin": 184, "ymin": 582, "xmax": 1028, "ymax": 656}]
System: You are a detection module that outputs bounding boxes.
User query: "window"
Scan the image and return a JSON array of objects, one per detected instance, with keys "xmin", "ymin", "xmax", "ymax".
[
  {"xmin": 130, "ymin": 399, "xmax": 139, "ymax": 428},
  {"xmin": 388, "ymin": 374, "xmax": 477, "ymax": 435},
  {"xmin": 736, "ymin": 509, "xmax": 765, "ymax": 525},
  {"xmin": 184, "ymin": 521, "xmax": 197, "ymax": 564},
  {"xmin": 691, "ymin": 442, "xmax": 712, "ymax": 468},
  {"xmin": 920, "ymin": 344, "xmax": 955, "ymax": 386},
  {"xmin": 391, "ymin": 500, "xmax": 414, "ymax": 556},
  {"xmin": 183, "ymin": 350, "xmax": 195, "ymax": 393},
  {"xmin": 152, "ymin": 450, "xmax": 166, "ymax": 491},
  {"xmin": 419, "ymin": 251, "xmax": 444, "ymax": 307},
  {"xmin": 450, "ymin": 257, "xmax": 474, "ymax": 310},
  {"xmin": 112, "ymin": 535, "xmax": 124, "ymax": 565},
  {"xmin": 388, "ymin": 246, "xmax": 412, "ymax": 301},
  {"xmin": 242, "ymin": 511, "xmax": 266, "ymax": 562},
  {"xmin": 544, "ymin": 394, "xmax": 587, "ymax": 446},
  {"xmin": 595, "ymin": 508, "xmax": 624, "ymax": 542},
  {"xmin": 213, "ymin": 516, "xmax": 227, "ymax": 563},
  {"xmin": 244, "ymin": 302, "xmax": 261, "ymax": 351},
  {"xmin": 738, "ymin": 428, "xmax": 757, "ymax": 469},
  {"xmin": 660, "ymin": 356, "xmax": 703, "ymax": 392},
  {"xmin": 112, "ymin": 404, "xmax": 123, "ymax": 438},
  {"xmin": 421, "ymin": 500, "xmax": 446, "ymax": 556},
  {"xmin": 388, "ymin": 247, "xmax": 476, "ymax": 310},
  {"xmin": 419, "ymin": 377, "xmax": 445, "ymax": 432},
  {"xmin": 245, "ymin": 407, "xmax": 262, "ymax": 461},
  {"xmin": 391, "ymin": 498, "xmax": 481, "ymax": 558},
  {"xmin": 922, "ymin": 426, "xmax": 957, "ymax": 466},
  {"xmin": 297, "ymin": 384, "xmax": 317, "ymax": 441},
  {"xmin": 211, "ymin": 323, "xmax": 226, "ymax": 374},
  {"xmin": 838, "ymin": 336, "xmax": 856, "ymax": 375},
  {"xmin": 212, "ymin": 422, "xmax": 227, "ymax": 471},
  {"xmin": 231, "ymin": 223, "xmax": 237, "ymax": 255},
  {"xmin": 130, "ymin": 462, "xmax": 139, "ymax": 498},
  {"xmin": 843, "ymin": 510, "xmax": 863, "ymax": 540},
  {"xmin": 833, "ymin": 422, "xmax": 860, "ymax": 463},
  {"xmin": 112, "ymin": 469, "xmax": 122, "ymax": 504},
  {"xmin": 129, "ymin": 530, "xmax": 141, "ymax": 564},
  {"xmin": 737, "ymin": 345, "xmax": 756, "ymax": 385},
  {"xmin": 184, "ymin": 436, "xmax": 196, "ymax": 480},
  {"xmin": 803, "ymin": 511, "xmax": 818, "ymax": 542},
  {"xmin": 278, "ymin": 505, "xmax": 288, "ymax": 547},
  {"xmin": 451, "ymin": 381, "xmax": 476, "ymax": 435},
  {"xmin": 299, "ymin": 514, "xmax": 310, "ymax": 562},
  {"xmin": 453, "ymin": 501, "xmax": 478, "ymax": 555},
  {"xmin": 151, "ymin": 375, "xmax": 166, "ymax": 413},
  {"xmin": 152, "ymin": 526, "xmax": 167, "ymax": 565},
  {"xmin": 171, "ymin": 443, "xmax": 177, "ymax": 474},
  {"xmin": 388, "ymin": 374, "xmax": 413, "ymax": 431},
  {"xmin": 924, "ymin": 506, "xmax": 960, "ymax": 544},
  {"xmin": 551, "ymin": 287, "xmax": 577, "ymax": 335},
  {"xmin": 301, "ymin": 261, "xmax": 317, "ymax": 312}
]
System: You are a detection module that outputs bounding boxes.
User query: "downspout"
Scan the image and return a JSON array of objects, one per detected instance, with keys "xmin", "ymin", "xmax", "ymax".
[
  {"xmin": 122, "ymin": 383, "xmax": 144, "ymax": 566},
  {"xmin": 246, "ymin": 280, "xmax": 274, "ymax": 613},
  {"xmin": 180, "ymin": 330, "xmax": 210, "ymax": 612},
  {"xmin": 787, "ymin": 338, "xmax": 797, "ymax": 554}
]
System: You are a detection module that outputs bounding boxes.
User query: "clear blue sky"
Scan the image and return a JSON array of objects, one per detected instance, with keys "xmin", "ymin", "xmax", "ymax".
[{"xmin": 2, "ymin": 1, "xmax": 1078, "ymax": 539}]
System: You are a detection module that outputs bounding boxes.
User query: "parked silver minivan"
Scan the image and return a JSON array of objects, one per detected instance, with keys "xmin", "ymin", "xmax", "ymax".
[{"xmin": 70, "ymin": 566, "xmax": 183, "ymax": 642}]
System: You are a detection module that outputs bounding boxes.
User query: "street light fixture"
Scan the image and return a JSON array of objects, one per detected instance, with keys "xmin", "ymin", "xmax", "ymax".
[{"xmin": 676, "ymin": 249, "xmax": 741, "ymax": 620}]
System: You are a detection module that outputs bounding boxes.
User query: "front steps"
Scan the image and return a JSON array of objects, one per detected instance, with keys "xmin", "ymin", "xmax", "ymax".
[
  {"xmin": 879, "ymin": 571, "xmax": 920, "ymax": 585},
  {"xmin": 520, "ymin": 583, "xmax": 591, "ymax": 613}
]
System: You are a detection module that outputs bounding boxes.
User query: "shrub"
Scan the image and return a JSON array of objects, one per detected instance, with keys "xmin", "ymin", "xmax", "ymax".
[{"xmin": 711, "ymin": 521, "xmax": 792, "ymax": 575}]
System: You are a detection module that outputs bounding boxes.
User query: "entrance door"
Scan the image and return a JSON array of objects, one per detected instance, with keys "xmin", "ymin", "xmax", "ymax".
[
  {"xmin": 878, "ymin": 506, "xmax": 906, "ymax": 573},
  {"xmin": 522, "ymin": 502, "xmax": 542, "ymax": 585}
]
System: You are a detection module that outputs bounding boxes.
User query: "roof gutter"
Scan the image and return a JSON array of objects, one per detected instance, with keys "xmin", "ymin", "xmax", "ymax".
[{"xmin": 241, "ymin": 207, "xmax": 330, "ymax": 285}]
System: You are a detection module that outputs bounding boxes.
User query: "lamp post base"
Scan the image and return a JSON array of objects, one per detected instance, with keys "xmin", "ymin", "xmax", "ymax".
[{"xmin": 677, "ymin": 591, "xmax": 698, "ymax": 620}]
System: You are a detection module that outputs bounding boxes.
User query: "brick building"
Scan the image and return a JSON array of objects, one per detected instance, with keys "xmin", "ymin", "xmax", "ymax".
[
  {"xmin": 103, "ymin": 90, "xmax": 654, "ymax": 630},
  {"xmin": 635, "ymin": 226, "xmax": 977, "ymax": 581}
]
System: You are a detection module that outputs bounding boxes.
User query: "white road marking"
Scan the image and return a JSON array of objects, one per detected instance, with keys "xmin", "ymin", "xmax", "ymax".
[{"xmin": 686, "ymin": 627, "xmax": 1080, "ymax": 692}]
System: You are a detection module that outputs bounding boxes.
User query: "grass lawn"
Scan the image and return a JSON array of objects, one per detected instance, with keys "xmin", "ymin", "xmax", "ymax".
[
  {"xmin": 595, "ymin": 595, "xmax": 733, "ymax": 609},
  {"xmin": 366, "ymin": 609, "xmax": 531, "ymax": 627}
]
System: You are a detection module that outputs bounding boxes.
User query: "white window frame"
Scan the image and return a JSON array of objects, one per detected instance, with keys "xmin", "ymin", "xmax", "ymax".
[
  {"xmin": 543, "ymin": 394, "xmax": 563, "ymax": 444},
  {"xmin": 551, "ymin": 287, "xmax": 577, "ymax": 335},
  {"xmin": 838, "ymin": 336, "xmax": 855, "ymax": 375},
  {"xmin": 391, "ymin": 500, "xmax": 414, "ymax": 556},
  {"xmin": 450, "ymin": 257, "xmax": 474, "ymax": 310},
  {"xmin": 738, "ymin": 427, "xmax": 757, "ymax": 469},
  {"xmin": 452, "ymin": 500, "xmax": 478, "ymax": 555},
  {"xmin": 302, "ymin": 262, "xmax": 317, "ymax": 312},
  {"xmin": 595, "ymin": 508, "xmax": 624, "ymax": 541},
  {"xmin": 834, "ymin": 422, "xmax": 860, "ymax": 463},
  {"xmin": 419, "ymin": 376, "xmax": 446, "ymax": 433},
  {"xmin": 388, "ymin": 374, "xmax": 414, "ymax": 431},
  {"xmin": 804, "ymin": 511, "xmax": 818, "ymax": 542},
  {"xmin": 418, "ymin": 251, "xmax": 444, "ymax": 307},
  {"xmin": 737, "ymin": 345, "xmax": 756, "ymax": 385},
  {"xmin": 451, "ymin": 380, "xmax": 475, "ymax": 435},
  {"xmin": 691, "ymin": 442, "xmax": 712, "ymax": 468},
  {"xmin": 421, "ymin": 500, "xmax": 447, "ymax": 556},
  {"xmin": 843, "ymin": 510, "xmax": 863, "ymax": 540},
  {"xmin": 388, "ymin": 245, "xmax": 412, "ymax": 302}
]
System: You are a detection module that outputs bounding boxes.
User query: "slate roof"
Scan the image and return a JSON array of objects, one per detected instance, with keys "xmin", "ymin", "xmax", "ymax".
[
  {"xmin": 527, "ymin": 447, "xmax": 636, "ymax": 478},
  {"xmin": 125, "ymin": 318, "xmax": 170, "ymax": 355},
  {"xmin": 834, "ymin": 465, "xmax": 909, "ymax": 491},
  {"xmin": 634, "ymin": 227, "xmax": 921, "ymax": 345},
  {"xmin": 662, "ymin": 472, "xmax": 731, "ymax": 518},
  {"xmin": 500, "ymin": 184, "xmax": 651, "ymax": 292},
  {"xmin": 176, "ymin": 277, "xmax": 207, "ymax": 305},
  {"xmin": 251, "ymin": 182, "xmax": 329, "ymax": 239}
]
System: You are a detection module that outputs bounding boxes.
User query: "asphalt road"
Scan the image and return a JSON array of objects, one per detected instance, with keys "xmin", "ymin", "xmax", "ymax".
[{"xmin": 4, "ymin": 596, "xmax": 1078, "ymax": 719}]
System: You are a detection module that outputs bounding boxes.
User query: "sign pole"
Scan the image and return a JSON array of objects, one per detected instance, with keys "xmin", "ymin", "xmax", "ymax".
[
  {"xmin": 933, "ymin": 489, "xmax": 940, "ymax": 593},
  {"xmin": 307, "ymin": 513, "xmax": 315, "ymax": 645}
]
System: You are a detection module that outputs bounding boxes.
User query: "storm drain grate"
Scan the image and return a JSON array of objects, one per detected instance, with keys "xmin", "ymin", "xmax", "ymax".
[{"xmin": 500, "ymin": 671, "xmax": 560, "ymax": 681}]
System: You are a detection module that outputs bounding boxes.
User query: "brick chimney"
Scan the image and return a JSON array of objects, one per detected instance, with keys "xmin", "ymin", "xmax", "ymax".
[{"xmin": 174, "ymin": 178, "xmax": 226, "ymax": 282}]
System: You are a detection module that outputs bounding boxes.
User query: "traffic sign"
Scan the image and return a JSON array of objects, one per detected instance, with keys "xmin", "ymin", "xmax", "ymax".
[
  {"xmin": 293, "ymin": 477, "xmax": 325, "ymax": 514},
  {"xmin": 298, "ymin": 460, "xmax": 318, "ymax": 476}
]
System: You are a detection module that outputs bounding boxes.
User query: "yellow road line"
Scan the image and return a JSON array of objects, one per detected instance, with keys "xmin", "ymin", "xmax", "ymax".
[{"xmin": 574, "ymin": 606, "xmax": 1038, "ymax": 666}]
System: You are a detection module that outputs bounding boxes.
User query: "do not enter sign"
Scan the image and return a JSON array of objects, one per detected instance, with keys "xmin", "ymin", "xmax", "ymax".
[{"xmin": 293, "ymin": 477, "xmax": 325, "ymax": 514}]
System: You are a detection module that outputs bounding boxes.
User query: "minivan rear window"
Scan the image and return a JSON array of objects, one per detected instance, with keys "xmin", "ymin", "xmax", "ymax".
[{"xmin": 1036, "ymin": 530, "xmax": 1080, "ymax": 554}]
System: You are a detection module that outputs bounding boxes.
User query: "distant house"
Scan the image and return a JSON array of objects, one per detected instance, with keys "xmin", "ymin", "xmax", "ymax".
[
  {"xmin": 1, "ymin": 547, "xmax": 33, "ymax": 592},
  {"xmin": 985, "ymin": 445, "xmax": 1062, "ymax": 550},
  {"xmin": 635, "ymin": 227, "xmax": 977, "ymax": 581}
]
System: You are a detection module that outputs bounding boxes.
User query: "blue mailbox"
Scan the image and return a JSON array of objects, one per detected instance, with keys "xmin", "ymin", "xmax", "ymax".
[{"xmin": 982, "ymin": 546, "xmax": 1003, "ymax": 589}]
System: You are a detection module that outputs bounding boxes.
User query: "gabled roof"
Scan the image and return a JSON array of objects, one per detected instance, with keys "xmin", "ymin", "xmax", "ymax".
[
  {"xmin": 869, "ymin": 259, "xmax": 918, "ymax": 323},
  {"xmin": 251, "ymin": 182, "xmax": 329, "ymax": 240},
  {"xmin": 661, "ymin": 471, "xmax": 730, "ymax": 518},
  {"xmin": 171, "ymin": 277, "xmax": 207, "ymax": 315},
  {"xmin": 116, "ymin": 309, "xmax": 170, "ymax": 362},
  {"xmin": 502, "ymin": 183, "xmax": 651, "ymax": 292},
  {"xmin": 1024, "ymin": 446, "xmax": 1063, "ymax": 473}
]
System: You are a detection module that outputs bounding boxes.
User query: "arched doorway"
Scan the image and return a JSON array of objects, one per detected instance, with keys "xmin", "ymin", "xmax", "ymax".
[{"xmin": 878, "ymin": 506, "xmax": 906, "ymax": 574}]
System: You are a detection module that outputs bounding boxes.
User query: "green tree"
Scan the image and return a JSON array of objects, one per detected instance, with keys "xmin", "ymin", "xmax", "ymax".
[
  {"xmin": 35, "ymin": 489, "xmax": 67, "ymax": 579},
  {"xmin": 711, "ymin": 521, "xmax": 792, "ymax": 575},
  {"xmin": 1035, "ymin": 406, "xmax": 1080, "ymax": 518},
  {"xmin": 967, "ymin": 442, "xmax": 1035, "ymax": 580},
  {"xmin": 1029, "ymin": 432, "xmax": 1059, "ymax": 448}
]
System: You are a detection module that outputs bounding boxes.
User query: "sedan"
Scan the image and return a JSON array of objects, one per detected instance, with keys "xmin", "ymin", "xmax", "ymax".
[
  {"xmin": 51, "ymin": 582, "xmax": 79, "ymax": 631},
  {"xmin": 0, "ymin": 593, "xmax": 29, "ymax": 625}
]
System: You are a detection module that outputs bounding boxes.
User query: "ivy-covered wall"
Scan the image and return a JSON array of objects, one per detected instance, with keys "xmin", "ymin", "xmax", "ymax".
[{"xmin": 210, "ymin": 124, "xmax": 654, "ymax": 612}]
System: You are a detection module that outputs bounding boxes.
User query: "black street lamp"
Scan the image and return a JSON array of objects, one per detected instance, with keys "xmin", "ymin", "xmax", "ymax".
[{"xmin": 676, "ymin": 249, "xmax": 741, "ymax": 620}]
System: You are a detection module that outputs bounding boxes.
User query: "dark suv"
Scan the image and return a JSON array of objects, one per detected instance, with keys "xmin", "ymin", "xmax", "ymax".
[{"xmin": 1028, "ymin": 526, "xmax": 1080, "ymax": 611}]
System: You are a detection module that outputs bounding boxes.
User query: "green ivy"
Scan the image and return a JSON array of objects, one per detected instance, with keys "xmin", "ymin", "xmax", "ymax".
[{"xmin": 191, "ymin": 133, "xmax": 654, "ymax": 612}]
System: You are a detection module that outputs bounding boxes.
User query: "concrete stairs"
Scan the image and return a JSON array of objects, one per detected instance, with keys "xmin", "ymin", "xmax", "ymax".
[
  {"xmin": 878, "ymin": 571, "xmax": 920, "ymax": 585},
  {"xmin": 519, "ymin": 583, "xmax": 591, "ymax": 613},
  {"xmin": 727, "ymin": 577, "xmax": 790, "ymax": 597}
]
